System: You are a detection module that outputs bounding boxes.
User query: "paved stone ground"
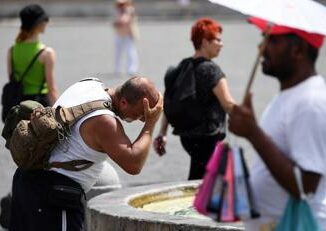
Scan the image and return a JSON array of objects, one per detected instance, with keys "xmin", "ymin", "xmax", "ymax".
[{"xmin": 0, "ymin": 18, "xmax": 325, "ymax": 230}]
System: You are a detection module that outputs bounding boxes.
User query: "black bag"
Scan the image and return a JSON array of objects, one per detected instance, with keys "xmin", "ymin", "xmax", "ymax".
[
  {"xmin": 1, "ymin": 80, "xmax": 23, "ymax": 122},
  {"xmin": 163, "ymin": 58, "xmax": 206, "ymax": 134},
  {"xmin": 1, "ymin": 48, "xmax": 45, "ymax": 122}
]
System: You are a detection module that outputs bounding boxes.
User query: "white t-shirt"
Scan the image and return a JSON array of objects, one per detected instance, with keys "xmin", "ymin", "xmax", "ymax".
[
  {"xmin": 49, "ymin": 79, "xmax": 115, "ymax": 192},
  {"xmin": 245, "ymin": 75, "xmax": 326, "ymax": 230}
]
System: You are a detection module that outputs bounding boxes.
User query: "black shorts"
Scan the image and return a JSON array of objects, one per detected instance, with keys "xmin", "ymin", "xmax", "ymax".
[
  {"xmin": 22, "ymin": 94, "xmax": 50, "ymax": 107},
  {"xmin": 10, "ymin": 169, "xmax": 85, "ymax": 231}
]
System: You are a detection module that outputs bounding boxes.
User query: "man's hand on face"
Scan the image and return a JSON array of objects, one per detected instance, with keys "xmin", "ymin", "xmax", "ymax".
[
  {"xmin": 228, "ymin": 92, "xmax": 259, "ymax": 140},
  {"xmin": 143, "ymin": 92, "xmax": 163, "ymax": 125}
]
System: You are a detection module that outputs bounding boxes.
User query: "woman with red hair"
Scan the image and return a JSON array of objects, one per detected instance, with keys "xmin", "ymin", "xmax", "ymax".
[{"xmin": 154, "ymin": 17, "xmax": 236, "ymax": 180}]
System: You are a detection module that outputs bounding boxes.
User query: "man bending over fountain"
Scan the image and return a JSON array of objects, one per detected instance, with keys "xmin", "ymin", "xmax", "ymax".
[{"xmin": 9, "ymin": 77, "xmax": 163, "ymax": 231}]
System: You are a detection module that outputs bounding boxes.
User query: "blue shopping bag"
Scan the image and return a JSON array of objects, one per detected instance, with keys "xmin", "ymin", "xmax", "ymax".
[
  {"xmin": 274, "ymin": 197, "xmax": 322, "ymax": 231},
  {"xmin": 232, "ymin": 147, "xmax": 250, "ymax": 220},
  {"xmin": 274, "ymin": 166, "xmax": 322, "ymax": 231}
]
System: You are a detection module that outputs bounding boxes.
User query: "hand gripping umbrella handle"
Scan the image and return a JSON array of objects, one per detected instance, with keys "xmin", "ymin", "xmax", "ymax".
[{"xmin": 242, "ymin": 24, "xmax": 273, "ymax": 104}]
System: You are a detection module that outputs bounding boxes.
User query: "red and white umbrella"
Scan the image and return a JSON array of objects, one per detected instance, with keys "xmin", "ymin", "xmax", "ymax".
[
  {"xmin": 209, "ymin": 0, "xmax": 326, "ymax": 35},
  {"xmin": 209, "ymin": 0, "xmax": 326, "ymax": 96}
]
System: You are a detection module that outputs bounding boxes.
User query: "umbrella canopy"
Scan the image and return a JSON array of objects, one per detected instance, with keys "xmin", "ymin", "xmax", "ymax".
[
  {"xmin": 249, "ymin": 17, "xmax": 324, "ymax": 48},
  {"xmin": 209, "ymin": 0, "xmax": 326, "ymax": 36}
]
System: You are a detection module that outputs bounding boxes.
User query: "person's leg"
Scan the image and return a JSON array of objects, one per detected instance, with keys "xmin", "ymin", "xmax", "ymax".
[
  {"xmin": 180, "ymin": 135, "xmax": 219, "ymax": 180},
  {"xmin": 46, "ymin": 171, "xmax": 85, "ymax": 231},
  {"xmin": 0, "ymin": 193, "xmax": 12, "ymax": 229},
  {"xmin": 10, "ymin": 169, "xmax": 27, "ymax": 231},
  {"xmin": 114, "ymin": 36, "xmax": 126, "ymax": 74},
  {"xmin": 9, "ymin": 169, "xmax": 62, "ymax": 231},
  {"xmin": 66, "ymin": 208, "xmax": 84, "ymax": 231},
  {"xmin": 126, "ymin": 37, "xmax": 139, "ymax": 75},
  {"xmin": 180, "ymin": 136, "xmax": 202, "ymax": 179}
]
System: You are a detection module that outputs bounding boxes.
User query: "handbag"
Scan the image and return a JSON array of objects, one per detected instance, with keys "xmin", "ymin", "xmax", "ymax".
[
  {"xmin": 233, "ymin": 146, "xmax": 251, "ymax": 220},
  {"xmin": 194, "ymin": 142, "xmax": 260, "ymax": 222},
  {"xmin": 239, "ymin": 147, "xmax": 260, "ymax": 219},
  {"xmin": 274, "ymin": 166, "xmax": 322, "ymax": 231},
  {"xmin": 207, "ymin": 144, "xmax": 229, "ymax": 219},
  {"xmin": 1, "ymin": 48, "xmax": 45, "ymax": 122},
  {"xmin": 220, "ymin": 148, "xmax": 236, "ymax": 222},
  {"xmin": 193, "ymin": 141, "xmax": 225, "ymax": 215}
]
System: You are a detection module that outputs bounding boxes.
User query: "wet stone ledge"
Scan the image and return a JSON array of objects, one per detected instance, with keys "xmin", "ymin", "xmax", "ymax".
[{"xmin": 86, "ymin": 181, "xmax": 244, "ymax": 231}]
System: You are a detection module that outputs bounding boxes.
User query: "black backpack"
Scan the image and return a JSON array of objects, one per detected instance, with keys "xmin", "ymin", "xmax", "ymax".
[{"xmin": 163, "ymin": 58, "xmax": 206, "ymax": 134}]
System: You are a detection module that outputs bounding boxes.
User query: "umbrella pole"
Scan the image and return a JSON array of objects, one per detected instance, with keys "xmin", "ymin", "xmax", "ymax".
[{"xmin": 242, "ymin": 29, "xmax": 271, "ymax": 103}]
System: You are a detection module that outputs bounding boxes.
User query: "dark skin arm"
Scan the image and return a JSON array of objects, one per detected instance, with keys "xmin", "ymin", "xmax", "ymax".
[{"xmin": 228, "ymin": 93, "xmax": 321, "ymax": 198}]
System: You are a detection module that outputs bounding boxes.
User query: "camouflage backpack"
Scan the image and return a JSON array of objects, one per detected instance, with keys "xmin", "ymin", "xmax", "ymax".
[{"xmin": 2, "ymin": 99, "xmax": 112, "ymax": 171}]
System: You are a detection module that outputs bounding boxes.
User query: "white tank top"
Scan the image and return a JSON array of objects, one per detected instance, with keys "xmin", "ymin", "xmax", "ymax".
[{"xmin": 49, "ymin": 79, "xmax": 115, "ymax": 192}]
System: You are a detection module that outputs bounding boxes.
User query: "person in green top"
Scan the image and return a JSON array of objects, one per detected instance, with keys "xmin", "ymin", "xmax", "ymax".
[
  {"xmin": 6, "ymin": 4, "xmax": 59, "ymax": 107},
  {"xmin": 0, "ymin": 4, "xmax": 59, "ymax": 229}
]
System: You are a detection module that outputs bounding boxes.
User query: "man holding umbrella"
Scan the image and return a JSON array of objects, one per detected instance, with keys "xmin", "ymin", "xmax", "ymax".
[{"xmin": 229, "ymin": 17, "xmax": 326, "ymax": 230}]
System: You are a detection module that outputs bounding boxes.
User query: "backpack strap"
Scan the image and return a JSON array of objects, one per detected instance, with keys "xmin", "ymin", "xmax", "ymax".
[
  {"xmin": 9, "ymin": 47, "xmax": 14, "ymax": 81},
  {"xmin": 17, "ymin": 48, "xmax": 45, "ymax": 83},
  {"xmin": 42, "ymin": 100, "xmax": 113, "ymax": 171},
  {"xmin": 55, "ymin": 99, "xmax": 113, "ymax": 126},
  {"xmin": 79, "ymin": 77, "xmax": 102, "ymax": 83},
  {"xmin": 45, "ymin": 159, "xmax": 94, "ymax": 171}
]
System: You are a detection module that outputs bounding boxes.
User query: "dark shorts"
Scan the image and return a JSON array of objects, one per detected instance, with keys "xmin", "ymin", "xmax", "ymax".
[
  {"xmin": 22, "ymin": 94, "xmax": 50, "ymax": 107},
  {"xmin": 10, "ymin": 169, "xmax": 85, "ymax": 231}
]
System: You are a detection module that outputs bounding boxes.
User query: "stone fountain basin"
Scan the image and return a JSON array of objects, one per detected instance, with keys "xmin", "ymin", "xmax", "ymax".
[{"xmin": 86, "ymin": 180, "xmax": 244, "ymax": 231}]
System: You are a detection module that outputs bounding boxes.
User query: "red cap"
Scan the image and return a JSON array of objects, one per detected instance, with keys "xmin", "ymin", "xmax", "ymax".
[{"xmin": 248, "ymin": 17, "xmax": 324, "ymax": 49}]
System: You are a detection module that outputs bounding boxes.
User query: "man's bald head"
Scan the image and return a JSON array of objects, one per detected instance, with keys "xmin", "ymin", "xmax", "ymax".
[{"xmin": 117, "ymin": 76, "xmax": 159, "ymax": 108}]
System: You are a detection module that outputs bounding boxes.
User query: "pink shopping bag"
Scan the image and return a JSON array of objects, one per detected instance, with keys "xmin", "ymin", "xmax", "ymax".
[
  {"xmin": 220, "ymin": 149, "xmax": 236, "ymax": 222},
  {"xmin": 193, "ymin": 141, "xmax": 226, "ymax": 215}
]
